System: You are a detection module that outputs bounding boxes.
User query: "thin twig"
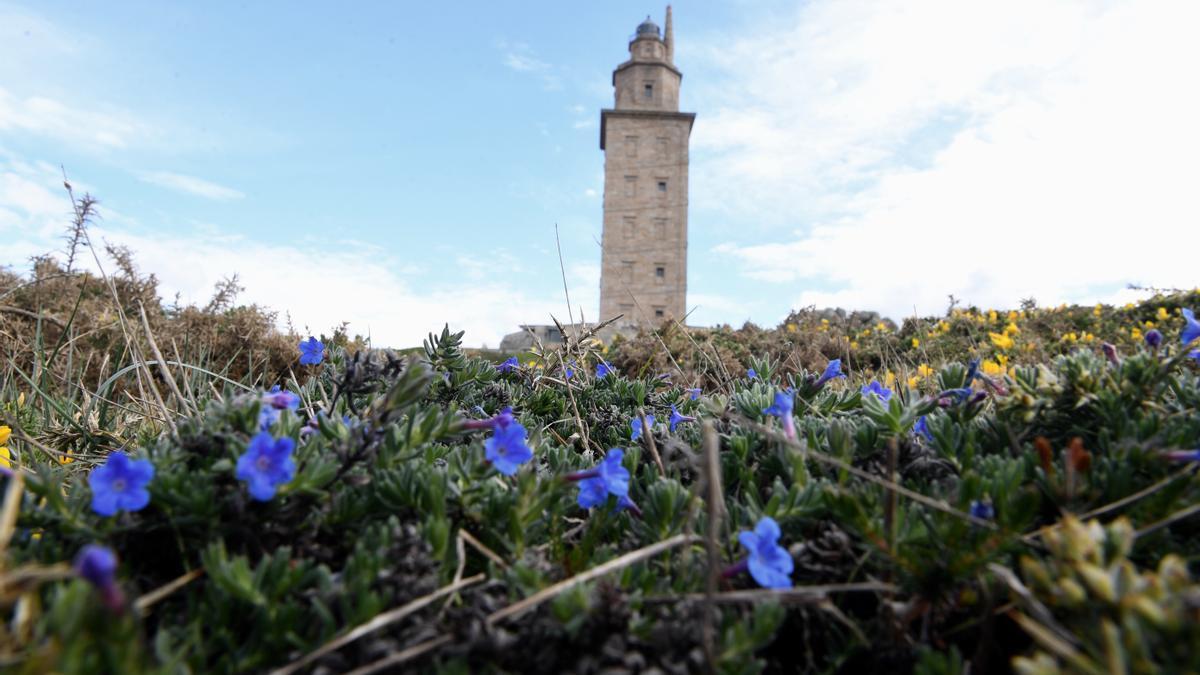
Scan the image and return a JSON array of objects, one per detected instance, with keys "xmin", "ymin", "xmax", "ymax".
[
  {"xmin": 134, "ymin": 568, "xmax": 204, "ymax": 613},
  {"xmin": 459, "ymin": 528, "xmax": 509, "ymax": 569},
  {"xmin": 640, "ymin": 407, "xmax": 666, "ymax": 476},
  {"xmin": 270, "ymin": 573, "xmax": 486, "ymax": 675},
  {"xmin": 344, "ymin": 635, "xmax": 454, "ymax": 675},
  {"xmin": 1135, "ymin": 502, "xmax": 1200, "ymax": 539},
  {"xmin": 645, "ymin": 582, "xmax": 897, "ymax": 604},
  {"xmin": 487, "ymin": 534, "xmax": 700, "ymax": 625}
]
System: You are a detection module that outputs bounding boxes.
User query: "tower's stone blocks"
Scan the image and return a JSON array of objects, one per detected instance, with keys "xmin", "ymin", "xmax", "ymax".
[{"xmin": 598, "ymin": 8, "xmax": 694, "ymax": 332}]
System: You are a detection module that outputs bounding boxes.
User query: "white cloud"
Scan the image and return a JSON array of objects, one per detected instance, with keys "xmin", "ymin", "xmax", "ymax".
[
  {"xmin": 695, "ymin": 0, "xmax": 1200, "ymax": 319},
  {"xmin": 497, "ymin": 39, "xmax": 561, "ymax": 90},
  {"xmin": 139, "ymin": 171, "xmax": 244, "ymax": 201},
  {"xmin": 1, "ymin": 155, "xmax": 595, "ymax": 348},
  {"xmin": 0, "ymin": 86, "xmax": 152, "ymax": 151}
]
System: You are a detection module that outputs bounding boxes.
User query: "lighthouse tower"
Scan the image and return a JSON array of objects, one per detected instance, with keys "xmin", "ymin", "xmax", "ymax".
[{"xmin": 598, "ymin": 6, "xmax": 695, "ymax": 330}]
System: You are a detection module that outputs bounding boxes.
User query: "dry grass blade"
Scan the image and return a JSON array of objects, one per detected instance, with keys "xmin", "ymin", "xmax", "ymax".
[
  {"xmin": 646, "ymin": 582, "xmax": 896, "ymax": 605},
  {"xmin": 487, "ymin": 533, "xmax": 700, "ymax": 626},
  {"xmin": 134, "ymin": 568, "xmax": 205, "ymax": 613},
  {"xmin": 459, "ymin": 528, "xmax": 509, "ymax": 569},
  {"xmin": 344, "ymin": 634, "xmax": 454, "ymax": 675},
  {"xmin": 0, "ymin": 473, "xmax": 25, "ymax": 563},
  {"xmin": 138, "ymin": 301, "xmax": 194, "ymax": 416},
  {"xmin": 640, "ymin": 407, "xmax": 666, "ymax": 476},
  {"xmin": 1135, "ymin": 501, "xmax": 1200, "ymax": 538},
  {"xmin": 701, "ymin": 420, "xmax": 723, "ymax": 670},
  {"xmin": 270, "ymin": 573, "xmax": 486, "ymax": 675}
]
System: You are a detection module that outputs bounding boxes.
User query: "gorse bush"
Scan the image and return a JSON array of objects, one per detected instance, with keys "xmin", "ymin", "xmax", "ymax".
[{"xmin": 3, "ymin": 294, "xmax": 1200, "ymax": 673}]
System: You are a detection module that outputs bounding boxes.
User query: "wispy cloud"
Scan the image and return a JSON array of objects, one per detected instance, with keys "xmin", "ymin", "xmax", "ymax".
[
  {"xmin": 0, "ymin": 86, "xmax": 151, "ymax": 151},
  {"xmin": 1, "ymin": 154, "xmax": 593, "ymax": 348},
  {"xmin": 497, "ymin": 39, "xmax": 561, "ymax": 90},
  {"xmin": 139, "ymin": 171, "xmax": 245, "ymax": 201},
  {"xmin": 695, "ymin": 0, "xmax": 1200, "ymax": 318}
]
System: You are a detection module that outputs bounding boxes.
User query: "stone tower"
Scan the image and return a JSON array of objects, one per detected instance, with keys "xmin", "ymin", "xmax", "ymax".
[{"xmin": 599, "ymin": 6, "xmax": 695, "ymax": 331}]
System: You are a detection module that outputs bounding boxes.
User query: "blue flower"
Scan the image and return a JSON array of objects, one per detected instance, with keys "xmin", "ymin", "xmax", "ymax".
[
  {"xmin": 1164, "ymin": 449, "xmax": 1200, "ymax": 462},
  {"xmin": 596, "ymin": 362, "xmax": 614, "ymax": 379},
  {"xmin": 1144, "ymin": 329, "xmax": 1163, "ymax": 348},
  {"xmin": 236, "ymin": 432, "xmax": 296, "ymax": 501},
  {"xmin": 298, "ymin": 337, "xmax": 325, "ymax": 365},
  {"xmin": 1183, "ymin": 309, "xmax": 1200, "ymax": 346},
  {"xmin": 497, "ymin": 356, "xmax": 519, "ymax": 373},
  {"xmin": 74, "ymin": 544, "xmax": 124, "ymax": 611},
  {"xmin": 485, "ymin": 420, "xmax": 533, "ymax": 475},
  {"xmin": 763, "ymin": 390, "xmax": 796, "ymax": 440},
  {"xmin": 574, "ymin": 449, "xmax": 631, "ymax": 510},
  {"xmin": 88, "ymin": 451, "xmax": 154, "ymax": 517},
  {"xmin": 912, "ymin": 415, "xmax": 933, "ymax": 441},
  {"xmin": 860, "ymin": 381, "xmax": 893, "ymax": 402},
  {"xmin": 747, "ymin": 368, "xmax": 757, "ymax": 379},
  {"xmin": 969, "ymin": 499, "xmax": 995, "ymax": 521},
  {"xmin": 259, "ymin": 386, "xmax": 300, "ymax": 430},
  {"xmin": 686, "ymin": 387, "xmax": 702, "ymax": 400},
  {"xmin": 814, "ymin": 359, "xmax": 846, "ymax": 388},
  {"xmin": 630, "ymin": 414, "xmax": 656, "ymax": 441},
  {"xmin": 669, "ymin": 404, "xmax": 695, "ymax": 432},
  {"xmin": 564, "ymin": 361, "xmax": 576, "ymax": 380},
  {"xmin": 737, "ymin": 517, "xmax": 793, "ymax": 589}
]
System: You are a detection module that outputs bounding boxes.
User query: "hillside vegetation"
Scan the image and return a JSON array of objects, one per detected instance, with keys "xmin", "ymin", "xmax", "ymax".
[{"xmin": 2, "ymin": 194, "xmax": 1200, "ymax": 673}]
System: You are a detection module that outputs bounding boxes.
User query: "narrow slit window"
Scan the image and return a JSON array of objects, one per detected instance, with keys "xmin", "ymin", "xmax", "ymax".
[
  {"xmin": 654, "ymin": 308, "xmax": 665, "ymax": 318},
  {"xmin": 657, "ymin": 180, "xmax": 667, "ymax": 193},
  {"xmin": 644, "ymin": 83, "xmax": 653, "ymax": 99}
]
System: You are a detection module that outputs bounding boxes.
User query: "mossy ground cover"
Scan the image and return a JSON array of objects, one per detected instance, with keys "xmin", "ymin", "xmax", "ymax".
[{"xmin": 2, "ymin": 226, "xmax": 1200, "ymax": 672}]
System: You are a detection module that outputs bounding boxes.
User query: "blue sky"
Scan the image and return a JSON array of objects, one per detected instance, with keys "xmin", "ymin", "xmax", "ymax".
[{"xmin": 3, "ymin": 1, "xmax": 1199, "ymax": 347}]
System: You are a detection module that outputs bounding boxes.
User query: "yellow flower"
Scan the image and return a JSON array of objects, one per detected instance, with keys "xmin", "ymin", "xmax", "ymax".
[
  {"xmin": 821, "ymin": 318, "xmax": 829, "ymax": 325},
  {"xmin": 16, "ymin": 392, "xmax": 23, "ymax": 407},
  {"xmin": 981, "ymin": 360, "xmax": 1005, "ymax": 377},
  {"xmin": 917, "ymin": 364, "xmax": 935, "ymax": 378},
  {"xmin": 1004, "ymin": 322, "xmax": 1020, "ymax": 336},
  {"xmin": 876, "ymin": 321, "xmax": 888, "ymax": 332},
  {"xmin": 1093, "ymin": 304, "xmax": 1103, "ymax": 317},
  {"xmin": 989, "ymin": 332, "xmax": 1014, "ymax": 351},
  {"xmin": 1007, "ymin": 310, "xmax": 1020, "ymax": 322},
  {"xmin": 0, "ymin": 425, "xmax": 10, "ymax": 446},
  {"xmin": 884, "ymin": 371, "xmax": 896, "ymax": 387},
  {"xmin": 911, "ymin": 338, "xmax": 920, "ymax": 348},
  {"xmin": 1025, "ymin": 343, "xmax": 1036, "ymax": 352},
  {"xmin": 1131, "ymin": 327, "xmax": 1143, "ymax": 340},
  {"xmin": 786, "ymin": 323, "xmax": 797, "ymax": 333},
  {"xmin": 1062, "ymin": 332, "xmax": 1078, "ymax": 343},
  {"xmin": 1156, "ymin": 307, "xmax": 1170, "ymax": 321},
  {"xmin": 0, "ymin": 445, "xmax": 9, "ymax": 470},
  {"xmin": 906, "ymin": 376, "xmax": 921, "ymax": 388},
  {"xmin": 1144, "ymin": 320, "xmax": 1155, "ymax": 329},
  {"xmin": 1081, "ymin": 332, "xmax": 1095, "ymax": 343},
  {"xmin": 1123, "ymin": 302, "xmax": 1135, "ymax": 310},
  {"xmin": 996, "ymin": 353, "xmax": 1008, "ymax": 366},
  {"xmin": 850, "ymin": 340, "xmax": 859, "ymax": 349},
  {"xmin": 988, "ymin": 310, "xmax": 998, "ymax": 322}
]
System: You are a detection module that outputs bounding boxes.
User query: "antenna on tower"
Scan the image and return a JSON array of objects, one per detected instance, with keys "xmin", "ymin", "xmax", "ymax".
[{"xmin": 664, "ymin": 5, "xmax": 674, "ymax": 63}]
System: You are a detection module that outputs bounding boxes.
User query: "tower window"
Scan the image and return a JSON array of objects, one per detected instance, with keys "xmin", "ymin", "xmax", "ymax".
[
  {"xmin": 657, "ymin": 180, "xmax": 667, "ymax": 193},
  {"xmin": 655, "ymin": 265, "xmax": 665, "ymax": 283},
  {"xmin": 620, "ymin": 261, "xmax": 634, "ymax": 283},
  {"xmin": 654, "ymin": 307, "xmax": 665, "ymax": 319},
  {"xmin": 644, "ymin": 83, "xmax": 653, "ymax": 99}
]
